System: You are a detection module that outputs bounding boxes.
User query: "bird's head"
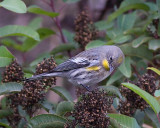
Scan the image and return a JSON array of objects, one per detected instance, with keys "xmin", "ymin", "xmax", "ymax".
[{"xmin": 102, "ymin": 45, "xmax": 124, "ymax": 72}]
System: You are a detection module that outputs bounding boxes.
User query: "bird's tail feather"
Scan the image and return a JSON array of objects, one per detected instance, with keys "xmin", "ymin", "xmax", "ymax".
[{"xmin": 26, "ymin": 72, "xmax": 58, "ymax": 81}]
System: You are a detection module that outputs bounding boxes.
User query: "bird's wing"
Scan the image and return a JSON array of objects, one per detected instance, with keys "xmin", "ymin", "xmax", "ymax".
[{"xmin": 51, "ymin": 57, "xmax": 90, "ymax": 72}]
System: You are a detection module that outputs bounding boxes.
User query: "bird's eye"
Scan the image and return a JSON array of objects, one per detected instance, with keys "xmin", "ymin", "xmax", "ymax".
[{"xmin": 109, "ymin": 57, "xmax": 113, "ymax": 61}]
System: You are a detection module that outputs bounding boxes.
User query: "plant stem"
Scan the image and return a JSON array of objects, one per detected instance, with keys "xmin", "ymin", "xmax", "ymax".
[{"xmin": 49, "ymin": 0, "xmax": 67, "ymax": 44}]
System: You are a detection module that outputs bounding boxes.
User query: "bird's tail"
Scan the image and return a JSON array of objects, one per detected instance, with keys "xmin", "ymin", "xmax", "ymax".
[{"xmin": 26, "ymin": 72, "xmax": 59, "ymax": 81}]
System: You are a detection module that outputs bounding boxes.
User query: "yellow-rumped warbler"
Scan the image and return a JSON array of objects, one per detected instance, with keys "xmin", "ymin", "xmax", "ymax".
[{"xmin": 27, "ymin": 45, "xmax": 124, "ymax": 90}]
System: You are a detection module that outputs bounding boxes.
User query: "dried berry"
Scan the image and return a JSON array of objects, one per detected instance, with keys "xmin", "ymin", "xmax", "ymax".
[
  {"xmin": 74, "ymin": 10, "xmax": 98, "ymax": 49},
  {"xmin": 71, "ymin": 89, "xmax": 113, "ymax": 128},
  {"xmin": 35, "ymin": 56, "xmax": 57, "ymax": 88},
  {"xmin": 2, "ymin": 60, "xmax": 24, "ymax": 83}
]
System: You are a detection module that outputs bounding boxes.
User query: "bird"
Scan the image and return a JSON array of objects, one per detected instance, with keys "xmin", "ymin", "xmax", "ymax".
[{"xmin": 26, "ymin": 45, "xmax": 124, "ymax": 91}]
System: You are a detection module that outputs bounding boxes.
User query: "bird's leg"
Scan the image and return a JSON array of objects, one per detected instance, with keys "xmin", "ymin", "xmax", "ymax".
[{"xmin": 80, "ymin": 84, "xmax": 91, "ymax": 92}]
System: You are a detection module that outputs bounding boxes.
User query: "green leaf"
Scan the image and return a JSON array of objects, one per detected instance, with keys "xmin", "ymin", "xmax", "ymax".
[
  {"xmin": 145, "ymin": 108, "xmax": 160, "ymax": 128},
  {"xmin": 50, "ymin": 86, "xmax": 73, "ymax": 102},
  {"xmin": 106, "ymin": 70, "xmax": 123, "ymax": 86},
  {"xmin": 63, "ymin": 0, "xmax": 80, "ymax": 3},
  {"xmin": 108, "ymin": 114, "xmax": 140, "ymax": 128},
  {"xmin": 28, "ymin": 17, "xmax": 42, "ymax": 30},
  {"xmin": 0, "ymin": 109, "xmax": 12, "ymax": 118},
  {"xmin": 37, "ymin": 28, "xmax": 55, "ymax": 40},
  {"xmin": 122, "ymin": 83, "xmax": 160, "ymax": 114},
  {"xmin": 117, "ymin": 11, "xmax": 137, "ymax": 31},
  {"xmin": 0, "ymin": 38, "xmax": 22, "ymax": 51},
  {"xmin": 0, "ymin": 46, "xmax": 14, "ymax": 67},
  {"xmin": 29, "ymin": 114, "xmax": 67, "ymax": 128},
  {"xmin": 28, "ymin": 5, "xmax": 59, "ymax": 18},
  {"xmin": 56, "ymin": 101, "xmax": 74, "ymax": 116},
  {"xmin": 0, "ymin": 25, "xmax": 40, "ymax": 41},
  {"xmin": 41, "ymin": 100, "xmax": 56, "ymax": 114},
  {"xmin": 100, "ymin": 85, "xmax": 122, "ymax": 99},
  {"xmin": 62, "ymin": 29, "xmax": 76, "ymax": 44},
  {"xmin": 95, "ymin": 21, "xmax": 114, "ymax": 30},
  {"xmin": 147, "ymin": 67, "xmax": 160, "ymax": 75},
  {"xmin": 0, "ymin": 122, "xmax": 11, "ymax": 128},
  {"xmin": 132, "ymin": 35, "xmax": 152, "ymax": 48},
  {"xmin": 155, "ymin": 90, "xmax": 160, "ymax": 97},
  {"xmin": 110, "ymin": 35, "xmax": 132, "ymax": 44},
  {"xmin": 107, "ymin": 3, "xmax": 149, "ymax": 24},
  {"xmin": 0, "ymin": 0, "xmax": 27, "ymax": 13},
  {"xmin": 148, "ymin": 39, "xmax": 160, "ymax": 51},
  {"xmin": 0, "ymin": 82, "xmax": 23, "ymax": 95},
  {"xmin": 50, "ymin": 44, "xmax": 76, "ymax": 55},
  {"xmin": 85, "ymin": 40, "xmax": 106, "ymax": 50},
  {"xmin": 119, "ymin": 57, "xmax": 132, "ymax": 78},
  {"xmin": 120, "ymin": 43, "xmax": 153, "ymax": 60},
  {"xmin": 156, "ymin": 0, "xmax": 160, "ymax": 15}
]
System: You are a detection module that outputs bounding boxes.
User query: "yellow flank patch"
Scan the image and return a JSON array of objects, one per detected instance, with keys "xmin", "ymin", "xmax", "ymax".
[
  {"xmin": 86, "ymin": 66, "xmax": 100, "ymax": 71},
  {"xmin": 102, "ymin": 59, "xmax": 110, "ymax": 71}
]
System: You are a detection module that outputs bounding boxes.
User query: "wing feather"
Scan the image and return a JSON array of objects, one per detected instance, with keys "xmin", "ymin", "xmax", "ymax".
[{"xmin": 50, "ymin": 58, "xmax": 90, "ymax": 72}]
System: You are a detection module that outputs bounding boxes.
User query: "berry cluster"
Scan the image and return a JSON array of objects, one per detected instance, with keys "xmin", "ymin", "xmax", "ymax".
[
  {"xmin": 66, "ymin": 89, "xmax": 113, "ymax": 128},
  {"xmin": 74, "ymin": 10, "xmax": 98, "ymax": 49}
]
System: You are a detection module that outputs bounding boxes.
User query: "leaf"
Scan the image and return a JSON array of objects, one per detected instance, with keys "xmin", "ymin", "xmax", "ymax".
[
  {"xmin": 0, "ymin": 82, "xmax": 23, "ymax": 95},
  {"xmin": 122, "ymin": 83, "xmax": 160, "ymax": 114},
  {"xmin": 0, "ymin": 38, "xmax": 22, "ymax": 51},
  {"xmin": 117, "ymin": 11, "xmax": 137, "ymax": 31},
  {"xmin": 62, "ymin": 0, "xmax": 80, "ymax": 3},
  {"xmin": 145, "ymin": 108, "xmax": 160, "ymax": 128},
  {"xmin": 119, "ymin": 57, "xmax": 132, "ymax": 78},
  {"xmin": 155, "ymin": 90, "xmax": 160, "ymax": 97},
  {"xmin": 37, "ymin": 28, "xmax": 55, "ymax": 40},
  {"xmin": 85, "ymin": 40, "xmax": 106, "ymax": 50},
  {"xmin": 95, "ymin": 21, "xmax": 114, "ymax": 30},
  {"xmin": 20, "ymin": 28, "xmax": 54, "ymax": 52},
  {"xmin": 100, "ymin": 85, "xmax": 122, "ymax": 99},
  {"xmin": 120, "ymin": 43, "xmax": 153, "ymax": 60},
  {"xmin": 50, "ymin": 86, "xmax": 73, "ymax": 102},
  {"xmin": 0, "ymin": 122, "xmax": 11, "ymax": 128},
  {"xmin": 50, "ymin": 44, "xmax": 76, "ymax": 55},
  {"xmin": 107, "ymin": 3, "xmax": 149, "ymax": 24},
  {"xmin": 147, "ymin": 67, "xmax": 160, "ymax": 75},
  {"xmin": 132, "ymin": 35, "xmax": 152, "ymax": 48},
  {"xmin": 29, "ymin": 114, "xmax": 67, "ymax": 128},
  {"xmin": 0, "ymin": 0, "xmax": 27, "ymax": 13},
  {"xmin": 0, "ymin": 109, "xmax": 12, "ymax": 118},
  {"xmin": 106, "ymin": 70, "xmax": 123, "ymax": 85},
  {"xmin": 56, "ymin": 101, "xmax": 74, "ymax": 116},
  {"xmin": 148, "ymin": 39, "xmax": 160, "ymax": 51},
  {"xmin": 108, "ymin": 114, "xmax": 141, "ymax": 128},
  {"xmin": 0, "ymin": 25, "xmax": 40, "ymax": 41},
  {"xmin": 28, "ymin": 5, "xmax": 59, "ymax": 18},
  {"xmin": 111, "ymin": 35, "xmax": 132, "ymax": 44},
  {"xmin": 28, "ymin": 17, "xmax": 42, "ymax": 30},
  {"xmin": 62, "ymin": 29, "xmax": 76, "ymax": 44},
  {"xmin": 41, "ymin": 100, "xmax": 56, "ymax": 114},
  {"xmin": 0, "ymin": 46, "xmax": 14, "ymax": 67}
]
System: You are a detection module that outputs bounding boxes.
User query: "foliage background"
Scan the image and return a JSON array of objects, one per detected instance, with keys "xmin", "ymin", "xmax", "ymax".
[{"xmin": 0, "ymin": 0, "xmax": 160, "ymax": 128}]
